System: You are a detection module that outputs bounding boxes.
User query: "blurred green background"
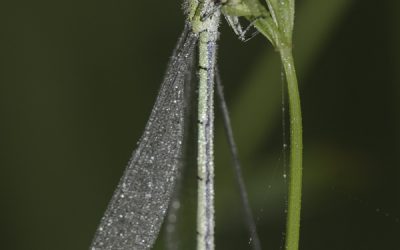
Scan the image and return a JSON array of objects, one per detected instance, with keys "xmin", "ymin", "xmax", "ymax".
[{"xmin": 0, "ymin": 0, "xmax": 399, "ymax": 249}]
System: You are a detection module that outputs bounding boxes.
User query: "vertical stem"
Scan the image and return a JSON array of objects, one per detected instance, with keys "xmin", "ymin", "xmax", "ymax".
[
  {"xmin": 196, "ymin": 5, "xmax": 220, "ymax": 250},
  {"xmin": 280, "ymin": 47, "xmax": 303, "ymax": 250},
  {"xmin": 197, "ymin": 37, "xmax": 216, "ymax": 250},
  {"xmin": 197, "ymin": 35, "xmax": 216, "ymax": 250},
  {"xmin": 223, "ymin": 0, "xmax": 302, "ymax": 247}
]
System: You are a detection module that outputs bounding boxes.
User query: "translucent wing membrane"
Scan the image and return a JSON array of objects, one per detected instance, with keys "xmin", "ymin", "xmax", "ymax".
[{"xmin": 91, "ymin": 25, "xmax": 197, "ymax": 250}]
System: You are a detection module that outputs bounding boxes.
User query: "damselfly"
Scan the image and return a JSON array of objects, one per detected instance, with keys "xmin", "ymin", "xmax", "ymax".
[{"xmin": 90, "ymin": 1, "xmax": 260, "ymax": 249}]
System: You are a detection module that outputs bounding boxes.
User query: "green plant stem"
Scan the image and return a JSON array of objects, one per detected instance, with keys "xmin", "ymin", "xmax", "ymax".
[
  {"xmin": 221, "ymin": 1, "xmax": 303, "ymax": 248},
  {"xmin": 280, "ymin": 47, "xmax": 303, "ymax": 250},
  {"xmin": 216, "ymin": 1, "xmax": 353, "ymax": 244},
  {"xmin": 240, "ymin": 1, "xmax": 304, "ymax": 245}
]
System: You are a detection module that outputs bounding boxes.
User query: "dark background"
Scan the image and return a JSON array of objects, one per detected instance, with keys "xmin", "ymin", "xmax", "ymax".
[{"xmin": 0, "ymin": 0, "xmax": 399, "ymax": 249}]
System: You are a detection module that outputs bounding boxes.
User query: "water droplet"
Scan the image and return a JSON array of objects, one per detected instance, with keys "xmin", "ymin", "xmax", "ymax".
[
  {"xmin": 169, "ymin": 214, "xmax": 177, "ymax": 223},
  {"xmin": 172, "ymin": 201, "xmax": 180, "ymax": 209}
]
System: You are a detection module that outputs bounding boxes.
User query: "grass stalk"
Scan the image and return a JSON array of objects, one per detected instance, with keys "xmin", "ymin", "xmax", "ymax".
[
  {"xmin": 223, "ymin": 1, "xmax": 303, "ymax": 249},
  {"xmin": 280, "ymin": 47, "xmax": 302, "ymax": 250}
]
